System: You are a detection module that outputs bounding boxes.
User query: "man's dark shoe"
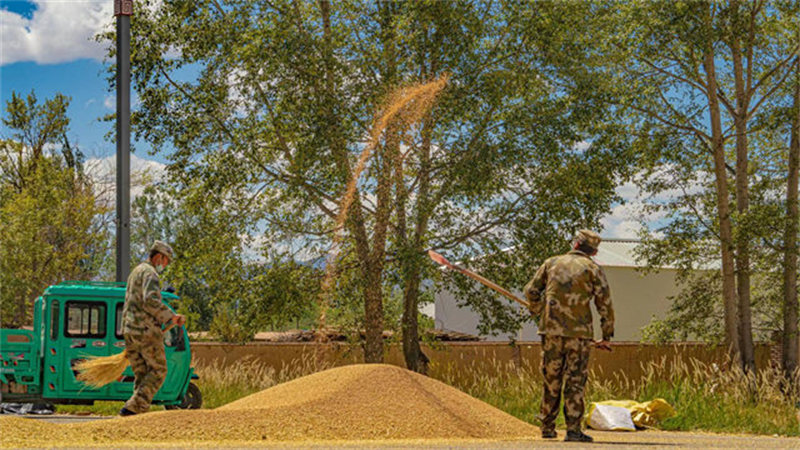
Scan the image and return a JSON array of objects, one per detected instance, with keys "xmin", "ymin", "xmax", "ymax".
[
  {"xmin": 564, "ymin": 431, "xmax": 593, "ymax": 442},
  {"xmin": 541, "ymin": 429, "xmax": 557, "ymax": 439},
  {"xmin": 119, "ymin": 407, "xmax": 136, "ymax": 417}
]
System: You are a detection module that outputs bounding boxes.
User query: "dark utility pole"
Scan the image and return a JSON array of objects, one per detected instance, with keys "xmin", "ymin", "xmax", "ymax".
[{"xmin": 115, "ymin": 0, "xmax": 132, "ymax": 282}]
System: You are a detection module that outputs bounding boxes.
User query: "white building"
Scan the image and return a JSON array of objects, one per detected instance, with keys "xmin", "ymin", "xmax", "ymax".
[{"xmin": 430, "ymin": 239, "xmax": 680, "ymax": 342}]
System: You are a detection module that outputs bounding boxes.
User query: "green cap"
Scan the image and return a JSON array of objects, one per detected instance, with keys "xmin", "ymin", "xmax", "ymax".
[
  {"xmin": 150, "ymin": 240, "xmax": 174, "ymax": 259},
  {"xmin": 574, "ymin": 229, "xmax": 601, "ymax": 250}
]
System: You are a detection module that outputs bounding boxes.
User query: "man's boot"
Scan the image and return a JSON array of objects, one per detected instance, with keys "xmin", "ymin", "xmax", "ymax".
[
  {"xmin": 119, "ymin": 407, "xmax": 136, "ymax": 417},
  {"xmin": 564, "ymin": 430, "xmax": 593, "ymax": 442},
  {"xmin": 541, "ymin": 428, "xmax": 557, "ymax": 439}
]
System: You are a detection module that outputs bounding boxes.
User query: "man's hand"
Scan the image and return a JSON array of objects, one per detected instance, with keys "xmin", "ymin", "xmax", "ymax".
[
  {"xmin": 172, "ymin": 314, "xmax": 187, "ymax": 327},
  {"xmin": 594, "ymin": 340, "xmax": 612, "ymax": 352}
]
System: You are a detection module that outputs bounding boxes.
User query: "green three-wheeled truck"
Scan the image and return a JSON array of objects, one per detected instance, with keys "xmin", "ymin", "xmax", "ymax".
[{"xmin": 0, "ymin": 281, "xmax": 201, "ymax": 410}]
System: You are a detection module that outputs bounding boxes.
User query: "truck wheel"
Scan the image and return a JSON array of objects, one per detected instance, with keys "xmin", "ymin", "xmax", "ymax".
[{"xmin": 165, "ymin": 382, "xmax": 202, "ymax": 410}]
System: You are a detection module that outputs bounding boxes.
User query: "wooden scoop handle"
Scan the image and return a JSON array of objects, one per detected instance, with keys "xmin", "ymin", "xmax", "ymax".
[
  {"xmin": 163, "ymin": 321, "xmax": 178, "ymax": 334},
  {"xmin": 428, "ymin": 250, "xmax": 530, "ymax": 309}
]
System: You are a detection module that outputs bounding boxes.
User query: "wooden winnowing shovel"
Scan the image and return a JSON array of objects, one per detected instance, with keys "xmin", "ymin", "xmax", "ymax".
[
  {"xmin": 427, "ymin": 250, "xmax": 530, "ymax": 309},
  {"xmin": 427, "ymin": 249, "xmax": 612, "ymax": 351}
]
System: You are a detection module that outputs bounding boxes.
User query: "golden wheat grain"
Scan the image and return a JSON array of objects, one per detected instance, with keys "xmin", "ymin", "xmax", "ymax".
[{"xmin": 0, "ymin": 363, "xmax": 534, "ymax": 448}]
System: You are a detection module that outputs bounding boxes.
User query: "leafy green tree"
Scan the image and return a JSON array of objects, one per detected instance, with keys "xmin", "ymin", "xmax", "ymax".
[
  {"xmin": 557, "ymin": 0, "xmax": 799, "ymax": 371},
  {"xmin": 130, "ymin": 181, "xmax": 253, "ymax": 334},
  {"xmin": 432, "ymin": 0, "xmax": 640, "ymax": 341},
  {"xmin": 238, "ymin": 257, "xmax": 322, "ymax": 332},
  {"xmin": 0, "ymin": 92, "xmax": 108, "ymax": 327},
  {"xmin": 102, "ymin": 0, "xmax": 632, "ymax": 366},
  {"xmin": 382, "ymin": 0, "xmax": 640, "ymax": 370},
  {"xmin": 715, "ymin": 0, "xmax": 800, "ymax": 371},
  {"xmin": 783, "ymin": 56, "xmax": 800, "ymax": 376},
  {"xmin": 1, "ymin": 91, "xmax": 74, "ymax": 190},
  {"xmin": 130, "ymin": 180, "xmax": 321, "ymax": 339}
]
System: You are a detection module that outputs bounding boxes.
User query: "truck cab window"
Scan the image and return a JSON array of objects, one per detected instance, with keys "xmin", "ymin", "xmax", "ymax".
[
  {"xmin": 115, "ymin": 303, "xmax": 124, "ymax": 339},
  {"xmin": 64, "ymin": 302, "xmax": 106, "ymax": 338},
  {"xmin": 50, "ymin": 300, "xmax": 59, "ymax": 340}
]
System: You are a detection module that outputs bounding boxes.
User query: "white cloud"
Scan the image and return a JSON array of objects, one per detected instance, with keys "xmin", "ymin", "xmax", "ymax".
[
  {"xmin": 600, "ymin": 215, "xmax": 644, "ymax": 239},
  {"xmin": 614, "ymin": 179, "xmax": 639, "ymax": 201},
  {"xmin": 574, "ymin": 140, "xmax": 591, "ymax": 151},
  {"xmin": 84, "ymin": 153, "xmax": 166, "ymax": 206},
  {"xmin": 598, "ymin": 179, "xmax": 645, "ymax": 239},
  {"xmin": 1, "ymin": 1, "xmax": 113, "ymax": 66},
  {"xmin": 600, "ymin": 167, "xmax": 710, "ymax": 239},
  {"xmin": 103, "ymin": 93, "xmax": 141, "ymax": 109},
  {"xmin": 600, "ymin": 202, "xmax": 643, "ymax": 239}
]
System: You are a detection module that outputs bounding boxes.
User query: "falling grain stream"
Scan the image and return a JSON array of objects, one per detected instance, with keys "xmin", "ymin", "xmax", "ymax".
[{"xmin": 317, "ymin": 76, "xmax": 449, "ymax": 331}]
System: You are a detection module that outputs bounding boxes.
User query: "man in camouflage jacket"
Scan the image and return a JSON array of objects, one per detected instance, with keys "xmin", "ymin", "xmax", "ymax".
[
  {"xmin": 119, "ymin": 240, "xmax": 185, "ymax": 416},
  {"xmin": 524, "ymin": 229, "xmax": 614, "ymax": 442}
]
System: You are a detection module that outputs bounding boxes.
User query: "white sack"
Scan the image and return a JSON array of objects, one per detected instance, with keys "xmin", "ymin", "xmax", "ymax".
[{"xmin": 586, "ymin": 403, "xmax": 637, "ymax": 431}]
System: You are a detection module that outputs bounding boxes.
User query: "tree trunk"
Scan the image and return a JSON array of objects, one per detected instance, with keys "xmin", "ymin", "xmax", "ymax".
[
  {"xmin": 402, "ymin": 263, "xmax": 424, "ymax": 371},
  {"xmin": 394, "ymin": 150, "xmax": 428, "ymax": 372},
  {"xmin": 783, "ymin": 58, "xmax": 800, "ymax": 377},
  {"xmin": 702, "ymin": 3, "xmax": 740, "ymax": 361},
  {"xmin": 393, "ymin": 130, "xmax": 420, "ymax": 369},
  {"xmin": 729, "ymin": 0, "xmax": 755, "ymax": 371},
  {"xmin": 399, "ymin": 8, "xmax": 442, "ymax": 373},
  {"xmin": 363, "ymin": 266, "xmax": 385, "ymax": 363},
  {"xmin": 320, "ymin": 0, "xmax": 385, "ymax": 362},
  {"xmin": 363, "ymin": 130, "xmax": 394, "ymax": 364},
  {"xmin": 360, "ymin": 0, "xmax": 407, "ymax": 364},
  {"xmin": 400, "ymin": 159, "xmax": 433, "ymax": 373},
  {"xmin": 398, "ymin": 77, "xmax": 436, "ymax": 369}
]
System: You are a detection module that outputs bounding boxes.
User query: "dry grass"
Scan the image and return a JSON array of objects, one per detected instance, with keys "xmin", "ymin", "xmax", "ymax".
[
  {"xmin": 434, "ymin": 355, "xmax": 800, "ymax": 437},
  {"xmin": 0, "ymin": 363, "xmax": 534, "ymax": 448},
  {"xmin": 586, "ymin": 357, "xmax": 800, "ymax": 436},
  {"xmin": 193, "ymin": 354, "xmax": 329, "ymax": 409}
]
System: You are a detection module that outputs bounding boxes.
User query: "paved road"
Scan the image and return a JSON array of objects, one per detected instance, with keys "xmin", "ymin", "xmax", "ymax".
[
  {"xmin": 248, "ymin": 432, "xmax": 798, "ymax": 449},
  {"xmin": 20, "ymin": 414, "xmax": 112, "ymax": 424},
  {"xmin": 9, "ymin": 421, "xmax": 798, "ymax": 450},
  {"xmin": 12, "ymin": 416, "xmax": 800, "ymax": 449}
]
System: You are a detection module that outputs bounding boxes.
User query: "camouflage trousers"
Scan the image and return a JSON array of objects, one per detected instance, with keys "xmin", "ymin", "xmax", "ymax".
[
  {"xmin": 538, "ymin": 335, "xmax": 592, "ymax": 433},
  {"xmin": 123, "ymin": 334, "xmax": 167, "ymax": 414}
]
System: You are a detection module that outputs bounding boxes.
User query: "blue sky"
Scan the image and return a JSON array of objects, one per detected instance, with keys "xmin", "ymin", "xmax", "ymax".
[
  {"xmin": 2, "ymin": 59, "xmax": 118, "ymax": 156},
  {"xmin": 0, "ymin": 0, "xmax": 164, "ymax": 163},
  {"xmin": 1, "ymin": 0, "xmax": 34, "ymax": 18}
]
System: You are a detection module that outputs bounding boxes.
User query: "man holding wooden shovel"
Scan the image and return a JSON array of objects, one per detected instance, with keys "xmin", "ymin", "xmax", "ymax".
[
  {"xmin": 119, "ymin": 240, "xmax": 186, "ymax": 417},
  {"xmin": 428, "ymin": 229, "xmax": 614, "ymax": 442},
  {"xmin": 525, "ymin": 229, "xmax": 615, "ymax": 442}
]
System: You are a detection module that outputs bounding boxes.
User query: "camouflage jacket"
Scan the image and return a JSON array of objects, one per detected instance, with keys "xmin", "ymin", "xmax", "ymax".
[
  {"xmin": 524, "ymin": 250, "xmax": 614, "ymax": 340},
  {"xmin": 122, "ymin": 262, "xmax": 174, "ymax": 339}
]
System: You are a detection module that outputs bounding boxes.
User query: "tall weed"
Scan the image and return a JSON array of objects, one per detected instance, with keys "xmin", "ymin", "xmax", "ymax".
[
  {"xmin": 436, "ymin": 355, "xmax": 800, "ymax": 436},
  {"xmin": 58, "ymin": 353, "xmax": 800, "ymax": 437},
  {"xmin": 194, "ymin": 353, "xmax": 330, "ymax": 409}
]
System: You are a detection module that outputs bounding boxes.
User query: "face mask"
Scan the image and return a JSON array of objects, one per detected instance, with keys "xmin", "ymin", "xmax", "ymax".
[{"xmin": 156, "ymin": 263, "xmax": 165, "ymax": 274}]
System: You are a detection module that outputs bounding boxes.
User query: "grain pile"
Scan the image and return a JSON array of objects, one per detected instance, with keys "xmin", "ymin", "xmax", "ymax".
[{"xmin": 0, "ymin": 364, "xmax": 536, "ymax": 448}]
